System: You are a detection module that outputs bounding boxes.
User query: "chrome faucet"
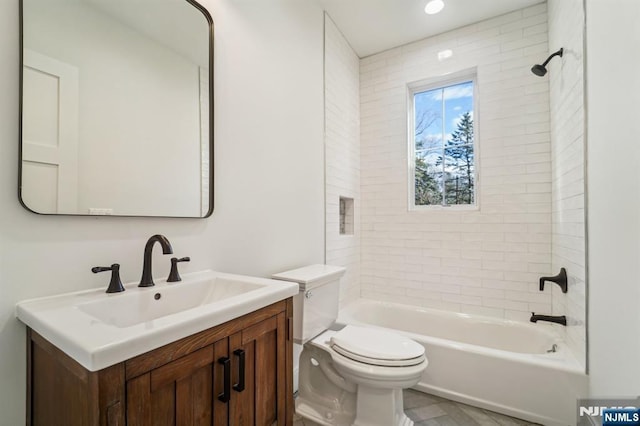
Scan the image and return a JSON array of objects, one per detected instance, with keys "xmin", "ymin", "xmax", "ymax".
[{"xmin": 139, "ymin": 234, "xmax": 173, "ymax": 287}]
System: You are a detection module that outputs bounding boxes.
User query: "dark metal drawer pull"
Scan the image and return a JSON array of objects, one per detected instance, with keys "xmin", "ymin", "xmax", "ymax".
[
  {"xmin": 217, "ymin": 357, "xmax": 230, "ymax": 403},
  {"xmin": 233, "ymin": 349, "xmax": 245, "ymax": 392}
]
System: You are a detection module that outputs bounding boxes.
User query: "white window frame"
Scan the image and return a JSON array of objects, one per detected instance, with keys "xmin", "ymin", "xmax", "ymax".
[{"xmin": 407, "ymin": 69, "xmax": 479, "ymax": 211}]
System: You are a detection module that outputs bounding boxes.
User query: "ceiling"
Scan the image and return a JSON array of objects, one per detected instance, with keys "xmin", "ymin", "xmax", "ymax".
[{"xmin": 319, "ymin": 0, "xmax": 546, "ymax": 57}]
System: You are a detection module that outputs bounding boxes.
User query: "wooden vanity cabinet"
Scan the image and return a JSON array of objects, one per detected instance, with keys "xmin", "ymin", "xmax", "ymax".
[{"xmin": 27, "ymin": 298, "xmax": 294, "ymax": 426}]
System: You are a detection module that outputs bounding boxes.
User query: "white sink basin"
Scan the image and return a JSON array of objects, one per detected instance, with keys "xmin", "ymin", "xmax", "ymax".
[
  {"xmin": 16, "ymin": 270, "xmax": 299, "ymax": 371},
  {"xmin": 78, "ymin": 277, "xmax": 263, "ymax": 328}
]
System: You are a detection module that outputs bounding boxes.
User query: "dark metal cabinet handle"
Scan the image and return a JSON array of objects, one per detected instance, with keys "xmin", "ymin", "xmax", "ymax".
[
  {"xmin": 233, "ymin": 349, "xmax": 245, "ymax": 392},
  {"xmin": 217, "ymin": 357, "xmax": 230, "ymax": 403}
]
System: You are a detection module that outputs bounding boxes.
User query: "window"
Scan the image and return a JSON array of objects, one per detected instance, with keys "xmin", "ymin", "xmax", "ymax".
[{"xmin": 409, "ymin": 76, "xmax": 477, "ymax": 208}]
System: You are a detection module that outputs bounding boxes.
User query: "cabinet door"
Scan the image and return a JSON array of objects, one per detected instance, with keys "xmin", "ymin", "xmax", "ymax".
[
  {"xmin": 230, "ymin": 312, "xmax": 288, "ymax": 426},
  {"xmin": 127, "ymin": 343, "xmax": 229, "ymax": 426}
]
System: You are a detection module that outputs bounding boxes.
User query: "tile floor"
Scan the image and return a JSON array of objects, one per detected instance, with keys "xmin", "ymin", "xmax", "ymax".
[{"xmin": 293, "ymin": 389, "xmax": 540, "ymax": 426}]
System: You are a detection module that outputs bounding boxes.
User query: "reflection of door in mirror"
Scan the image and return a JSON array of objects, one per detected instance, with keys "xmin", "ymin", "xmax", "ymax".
[
  {"xmin": 22, "ymin": 50, "xmax": 79, "ymax": 214},
  {"xmin": 20, "ymin": 0, "xmax": 212, "ymax": 217}
]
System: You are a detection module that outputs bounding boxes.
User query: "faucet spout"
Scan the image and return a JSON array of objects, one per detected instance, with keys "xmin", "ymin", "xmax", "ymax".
[
  {"xmin": 139, "ymin": 234, "xmax": 173, "ymax": 287},
  {"xmin": 530, "ymin": 312, "xmax": 567, "ymax": 326}
]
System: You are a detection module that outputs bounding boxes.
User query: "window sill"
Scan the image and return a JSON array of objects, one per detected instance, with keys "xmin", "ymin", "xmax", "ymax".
[{"xmin": 409, "ymin": 204, "xmax": 479, "ymax": 212}]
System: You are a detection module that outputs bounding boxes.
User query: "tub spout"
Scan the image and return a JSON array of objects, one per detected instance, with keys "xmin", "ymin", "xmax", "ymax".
[{"xmin": 530, "ymin": 312, "xmax": 567, "ymax": 326}]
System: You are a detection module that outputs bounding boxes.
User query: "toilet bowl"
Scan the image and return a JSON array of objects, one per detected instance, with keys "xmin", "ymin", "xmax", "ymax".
[
  {"xmin": 301, "ymin": 326, "xmax": 427, "ymax": 426},
  {"xmin": 272, "ymin": 265, "xmax": 428, "ymax": 426}
]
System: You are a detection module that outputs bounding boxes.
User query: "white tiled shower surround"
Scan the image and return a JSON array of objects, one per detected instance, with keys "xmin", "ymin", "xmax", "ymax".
[
  {"xmin": 324, "ymin": 15, "xmax": 361, "ymax": 307},
  {"xmin": 324, "ymin": 2, "xmax": 587, "ymax": 370},
  {"xmin": 548, "ymin": 0, "xmax": 586, "ymax": 369},
  {"xmin": 358, "ymin": 4, "xmax": 555, "ymax": 322}
]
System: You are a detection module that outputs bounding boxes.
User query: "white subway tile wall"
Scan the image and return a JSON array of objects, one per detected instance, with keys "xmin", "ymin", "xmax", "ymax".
[
  {"xmin": 325, "ymin": 15, "xmax": 361, "ymax": 307},
  {"xmin": 359, "ymin": 4, "xmax": 553, "ymax": 320},
  {"xmin": 548, "ymin": 0, "xmax": 586, "ymax": 370}
]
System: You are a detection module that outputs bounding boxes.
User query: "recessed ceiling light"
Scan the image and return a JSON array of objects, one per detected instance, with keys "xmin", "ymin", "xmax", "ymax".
[
  {"xmin": 438, "ymin": 49, "xmax": 453, "ymax": 61},
  {"xmin": 424, "ymin": 0, "xmax": 445, "ymax": 15}
]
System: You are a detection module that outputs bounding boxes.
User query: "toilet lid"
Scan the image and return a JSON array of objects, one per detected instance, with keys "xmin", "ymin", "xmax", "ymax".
[{"xmin": 330, "ymin": 325, "xmax": 425, "ymax": 367}]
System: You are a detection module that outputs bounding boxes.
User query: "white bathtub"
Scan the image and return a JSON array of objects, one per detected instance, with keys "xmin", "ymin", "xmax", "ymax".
[{"xmin": 336, "ymin": 299, "xmax": 587, "ymax": 426}]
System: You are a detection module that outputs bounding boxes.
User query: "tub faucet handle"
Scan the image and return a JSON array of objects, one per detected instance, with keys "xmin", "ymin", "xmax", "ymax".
[{"xmin": 539, "ymin": 268, "xmax": 568, "ymax": 293}]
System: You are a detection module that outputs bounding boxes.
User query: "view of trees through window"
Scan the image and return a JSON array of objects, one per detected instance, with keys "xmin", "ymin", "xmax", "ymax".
[{"xmin": 413, "ymin": 80, "xmax": 475, "ymax": 206}]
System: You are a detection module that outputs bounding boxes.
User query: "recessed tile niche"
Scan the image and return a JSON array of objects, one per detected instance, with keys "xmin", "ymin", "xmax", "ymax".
[{"xmin": 339, "ymin": 196, "xmax": 354, "ymax": 235}]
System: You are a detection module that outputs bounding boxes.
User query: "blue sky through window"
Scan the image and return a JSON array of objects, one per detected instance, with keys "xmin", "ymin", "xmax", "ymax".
[
  {"xmin": 414, "ymin": 81, "xmax": 473, "ymax": 150},
  {"xmin": 413, "ymin": 80, "xmax": 475, "ymax": 206}
]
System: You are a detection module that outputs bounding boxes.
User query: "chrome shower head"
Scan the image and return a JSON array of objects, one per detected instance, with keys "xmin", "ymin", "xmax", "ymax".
[{"xmin": 531, "ymin": 48, "xmax": 563, "ymax": 77}]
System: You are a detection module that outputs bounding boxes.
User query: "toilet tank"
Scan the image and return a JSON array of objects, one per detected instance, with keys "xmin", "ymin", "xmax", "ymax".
[{"xmin": 272, "ymin": 265, "xmax": 346, "ymax": 344}]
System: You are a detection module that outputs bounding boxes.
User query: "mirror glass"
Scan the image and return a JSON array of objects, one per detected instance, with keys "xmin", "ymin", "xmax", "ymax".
[{"xmin": 20, "ymin": 0, "xmax": 212, "ymax": 217}]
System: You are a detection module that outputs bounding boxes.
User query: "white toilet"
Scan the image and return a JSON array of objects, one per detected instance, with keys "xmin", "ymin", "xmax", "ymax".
[{"xmin": 272, "ymin": 265, "xmax": 428, "ymax": 426}]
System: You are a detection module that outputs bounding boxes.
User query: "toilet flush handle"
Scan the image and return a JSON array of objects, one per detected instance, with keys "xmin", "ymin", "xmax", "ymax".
[{"xmin": 305, "ymin": 291, "xmax": 313, "ymax": 299}]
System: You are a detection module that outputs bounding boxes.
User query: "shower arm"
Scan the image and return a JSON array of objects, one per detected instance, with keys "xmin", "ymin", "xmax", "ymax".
[{"xmin": 541, "ymin": 48, "xmax": 564, "ymax": 67}]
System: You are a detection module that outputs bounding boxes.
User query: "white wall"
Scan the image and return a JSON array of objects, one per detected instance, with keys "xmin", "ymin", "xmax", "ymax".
[
  {"xmin": 586, "ymin": 0, "xmax": 640, "ymax": 396},
  {"xmin": 359, "ymin": 4, "xmax": 553, "ymax": 321},
  {"xmin": 324, "ymin": 15, "xmax": 361, "ymax": 307},
  {"xmin": 0, "ymin": 0, "xmax": 325, "ymax": 423},
  {"xmin": 548, "ymin": 0, "xmax": 587, "ymax": 370}
]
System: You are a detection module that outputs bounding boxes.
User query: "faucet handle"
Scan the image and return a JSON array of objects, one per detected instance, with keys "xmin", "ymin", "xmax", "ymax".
[
  {"xmin": 92, "ymin": 264, "xmax": 125, "ymax": 293},
  {"xmin": 167, "ymin": 257, "xmax": 190, "ymax": 282},
  {"xmin": 539, "ymin": 267, "xmax": 568, "ymax": 293}
]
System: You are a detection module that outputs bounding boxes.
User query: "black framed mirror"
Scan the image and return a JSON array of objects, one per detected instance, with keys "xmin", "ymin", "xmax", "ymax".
[{"xmin": 19, "ymin": 0, "xmax": 213, "ymax": 217}]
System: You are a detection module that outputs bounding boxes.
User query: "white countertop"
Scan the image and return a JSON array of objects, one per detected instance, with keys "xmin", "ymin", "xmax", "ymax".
[{"xmin": 16, "ymin": 270, "xmax": 298, "ymax": 371}]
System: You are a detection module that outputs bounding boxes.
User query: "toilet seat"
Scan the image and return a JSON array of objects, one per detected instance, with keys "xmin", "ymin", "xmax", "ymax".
[{"xmin": 330, "ymin": 325, "xmax": 425, "ymax": 367}]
